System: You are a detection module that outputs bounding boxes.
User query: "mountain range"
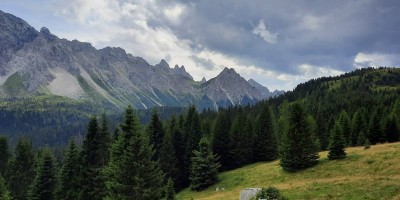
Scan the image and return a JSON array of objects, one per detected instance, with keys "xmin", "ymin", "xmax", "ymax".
[{"xmin": 0, "ymin": 10, "xmax": 283, "ymax": 110}]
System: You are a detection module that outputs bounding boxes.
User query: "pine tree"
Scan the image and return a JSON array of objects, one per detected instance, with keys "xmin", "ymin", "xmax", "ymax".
[
  {"xmin": 383, "ymin": 114, "xmax": 399, "ymax": 143},
  {"xmin": 190, "ymin": 137, "xmax": 220, "ymax": 191},
  {"xmin": 338, "ymin": 110, "xmax": 351, "ymax": 146},
  {"xmin": 7, "ymin": 138, "xmax": 36, "ymax": 200},
  {"xmin": 253, "ymin": 105, "xmax": 278, "ymax": 162},
  {"xmin": 230, "ymin": 110, "xmax": 254, "ymax": 167},
  {"xmin": 57, "ymin": 139, "xmax": 81, "ymax": 200},
  {"xmin": 0, "ymin": 174, "xmax": 12, "ymax": 200},
  {"xmin": 368, "ymin": 108, "xmax": 384, "ymax": 144},
  {"xmin": 80, "ymin": 115, "xmax": 110, "ymax": 200},
  {"xmin": 328, "ymin": 121, "xmax": 347, "ymax": 160},
  {"xmin": 169, "ymin": 116, "xmax": 186, "ymax": 191},
  {"xmin": 159, "ymin": 129, "xmax": 179, "ymax": 186},
  {"xmin": 352, "ymin": 109, "xmax": 367, "ymax": 146},
  {"xmin": 147, "ymin": 110, "xmax": 165, "ymax": 160},
  {"xmin": 279, "ymin": 103, "xmax": 319, "ymax": 172},
  {"xmin": 211, "ymin": 112, "xmax": 232, "ymax": 171},
  {"xmin": 0, "ymin": 136, "xmax": 10, "ymax": 177},
  {"xmin": 182, "ymin": 106, "xmax": 202, "ymax": 188},
  {"xmin": 28, "ymin": 148, "xmax": 57, "ymax": 200},
  {"xmin": 162, "ymin": 178, "xmax": 175, "ymax": 200},
  {"xmin": 103, "ymin": 106, "xmax": 164, "ymax": 199}
]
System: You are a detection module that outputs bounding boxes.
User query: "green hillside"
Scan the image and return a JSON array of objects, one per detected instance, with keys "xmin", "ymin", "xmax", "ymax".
[{"xmin": 177, "ymin": 142, "xmax": 400, "ymax": 200}]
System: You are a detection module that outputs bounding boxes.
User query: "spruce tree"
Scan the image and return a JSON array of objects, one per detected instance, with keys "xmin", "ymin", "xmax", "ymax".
[
  {"xmin": 328, "ymin": 121, "xmax": 347, "ymax": 160},
  {"xmin": 159, "ymin": 129, "xmax": 179, "ymax": 186},
  {"xmin": 162, "ymin": 178, "xmax": 175, "ymax": 200},
  {"xmin": 338, "ymin": 110, "xmax": 351, "ymax": 146},
  {"xmin": 0, "ymin": 136, "xmax": 10, "ymax": 177},
  {"xmin": 352, "ymin": 109, "xmax": 367, "ymax": 146},
  {"xmin": 0, "ymin": 174, "xmax": 12, "ymax": 200},
  {"xmin": 80, "ymin": 115, "xmax": 110, "ymax": 200},
  {"xmin": 147, "ymin": 110, "xmax": 165, "ymax": 160},
  {"xmin": 104, "ymin": 106, "xmax": 164, "ymax": 199},
  {"xmin": 368, "ymin": 108, "xmax": 384, "ymax": 144},
  {"xmin": 7, "ymin": 138, "xmax": 36, "ymax": 200},
  {"xmin": 190, "ymin": 137, "xmax": 220, "ymax": 191},
  {"xmin": 253, "ymin": 105, "xmax": 278, "ymax": 162},
  {"xmin": 169, "ymin": 116, "xmax": 186, "ymax": 191},
  {"xmin": 383, "ymin": 114, "xmax": 399, "ymax": 143},
  {"xmin": 28, "ymin": 148, "xmax": 57, "ymax": 200},
  {"xmin": 211, "ymin": 112, "xmax": 232, "ymax": 171},
  {"xmin": 279, "ymin": 103, "xmax": 319, "ymax": 172},
  {"xmin": 230, "ymin": 110, "xmax": 254, "ymax": 168},
  {"xmin": 57, "ymin": 139, "xmax": 81, "ymax": 200}
]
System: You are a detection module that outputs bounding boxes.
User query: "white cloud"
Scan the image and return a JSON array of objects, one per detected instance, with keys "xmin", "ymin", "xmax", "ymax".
[
  {"xmin": 354, "ymin": 52, "xmax": 399, "ymax": 68},
  {"xmin": 163, "ymin": 4, "xmax": 185, "ymax": 25},
  {"xmin": 252, "ymin": 20, "xmax": 278, "ymax": 44},
  {"xmin": 300, "ymin": 15, "xmax": 324, "ymax": 30}
]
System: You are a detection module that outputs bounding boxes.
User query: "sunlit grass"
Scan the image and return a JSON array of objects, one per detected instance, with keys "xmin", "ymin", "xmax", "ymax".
[{"xmin": 177, "ymin": 142, "xmax": 400, "ymax": 200}]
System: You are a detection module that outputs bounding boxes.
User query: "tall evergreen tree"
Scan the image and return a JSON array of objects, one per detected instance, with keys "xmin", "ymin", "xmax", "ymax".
[
  {"xmin": 352, "ymin": 108, "xmax": 368, "ymax": 146},
  {"xmin": 7, "ymin": 138, "xmax": 36, "ymax": 200},
  {"xmin": 338, "ymin": 110, "xmax": 352, "ymax": 146},
  {"xmin": 383, "ymin": 114, "xmax": 399, "ymax": 143},
  {"xmin": 211, "ymin": 112, "xmax": 232, "ymax": 171},
  {"xmin": 103, "ymin": 106, "xmax": 164, "ymax": 199},
  {"xmin": 230, "ymin": 110, "xmax": 254, "ymax": 168},
  {"xmin": 168, "ymin": 116, "xmax": 186, "ymax": 191},
  {"xmin": 80, "ymin": 115, "xmax": 110, "ymax": 200},
  {"xmin": 162, "ymin": 178, "xmax": 175, "ymax": 200},
  {"xmin": 328, "ymin": 121, "xmax": 347, "ymax": 160},
  {"xmin": 57, "ymin": 139, "xmax": 81, "ymax": 200},
  {"xmin": 182, "ymin": 106, "xmax": 202, "ymax": 188},
  {"xmin": 147, "ymin": 110, "xmax": 165, "ymax": 160},
  {"xmin": 253, "ymin": 105, "xmax": 278, "ymax": 162},
  {"xmin": 0, "ymin": 136, "xmax": 10, "ymax": 177},
  {"xmin": 279, "ymin": 103, "xmax": 319, "ymax": 172},
  {"xmin": 28, "ymin": 148, "xmax": 57, "ymax": 200},
  {"xmin": 190, "ymin": 137, "xmax": 220, "ymax": 191},
  {"xmin": 368, "ymin": 108, "xmax": 384, "ymax": 144},
  {"xmin": 159, "ymin": 129, "xmax": 179, "ymax": 187},
  {"xmin": 0, "ymin": 174, "xmax": 12, "ymax": 200}
]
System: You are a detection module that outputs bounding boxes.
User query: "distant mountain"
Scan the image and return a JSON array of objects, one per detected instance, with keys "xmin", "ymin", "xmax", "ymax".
[
  {"xmin": 248, "ymin": 79, "xmax": 284, "ymax": 99},
  {"xmin": 0, "ymin": 10, "xmax": 281, "ymax": 110}
]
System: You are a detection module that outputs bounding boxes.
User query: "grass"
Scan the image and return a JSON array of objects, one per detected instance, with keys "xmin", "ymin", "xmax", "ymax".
[
  {"xmin": 3, "ymin": 72, "xmax": 27, "ymax": 96},
  {"xmin": 176, "ymin": 142, "xmax": 400, "ymax": 200}
]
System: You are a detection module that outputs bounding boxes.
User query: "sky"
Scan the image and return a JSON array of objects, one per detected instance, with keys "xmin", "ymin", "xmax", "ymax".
[{"xmin": 1, "ymin": 0, "xmax": 400, "ymax": 91}]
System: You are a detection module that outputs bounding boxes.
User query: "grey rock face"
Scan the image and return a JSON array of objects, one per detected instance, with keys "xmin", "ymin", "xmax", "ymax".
[{"xmin": 0, "ymin": 10, "xmax": 282, "ymax": 109}]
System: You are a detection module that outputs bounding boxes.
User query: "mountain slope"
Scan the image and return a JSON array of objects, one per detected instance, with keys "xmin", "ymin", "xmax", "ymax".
[
  {"xmin": 177, "ymin": 142, "xmax": 400, "ymax": 200},
  {"xmin": 0, "ymin": 10, "xmax": 279, "ymax": 110}
]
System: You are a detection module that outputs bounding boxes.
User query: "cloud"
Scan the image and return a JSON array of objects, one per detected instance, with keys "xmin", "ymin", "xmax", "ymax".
[
  {"xmin": 354, "ymin": 52, "xmax": 400, "ymax": 68},
  {"xmin": 252, "ymin": 20, "xmax": 278, "ymax": 44}
]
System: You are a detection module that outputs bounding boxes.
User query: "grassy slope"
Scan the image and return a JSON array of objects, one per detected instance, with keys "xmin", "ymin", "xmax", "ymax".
[{"xmin": 177, "ymin": 142, "xmax": 400, "ymax": 200}]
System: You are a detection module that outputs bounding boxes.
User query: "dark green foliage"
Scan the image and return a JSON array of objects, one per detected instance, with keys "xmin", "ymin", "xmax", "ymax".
[
  {"xmin": 352, "ymin": 109, "xmax": 368, "ymax": 146},
  {"xmin": 190, "ymin": 137, "xmax": 220, "ymax": 191},
  {"xmin": 211, "ymin": 112, "xmax": 232, "ymax": 171},
  {"xmin": 279, "ymin": 103, "xmax": 319, "ymax": 172},
  {"xmin": 7, "ymin": 138, "xmax": 36, "ymax": 200},
  {"xmin": 182, "ymin": 106, "xmax": 202, "ymax": 188},
  {"xmin": 163, "ymin": 178, "xmax": 175, "ymax": 200},
  {"xmin": 147, "ymin": 110, "xmax": 165, "ymax": 160},
  {"xmin": 168, "ymin": 116, "xmax": 186, "ymax": 191},
  {"xmin": 0, "ymin": 136, "xmax": 10, "ymax": 177},
  {"xmin": 337, "ymin": 110, "xmax": 351, "ymax": 146},
  {"xmin": 368, "ymin": 108, "xmax": 384, "ymax": 144},
  {"xmin": 103, "ymin": 106, "xmax": 164, "ymax": 199},
  {"xmin": 230, "ymin": 109, "xmax": 254, "ymax": 168},
  {"xmin": 328, "ymin": 121, "xmax": 347, "ymax": 160},
  {"xmin": 57, "ymin": 139, "xmax": 81, "ymax": 200},
  {"xmin": 28, "ymin": 148, "xmax": 56, "ymax": 200},
  {"xmin": 253, "ymin": 105, "xmax": 278, "ymax": 162},
  {"xmin": 383, "ymin": 114, "xmax": 399, "ymax": 143},
  {"xmin": 0, "ymin": 174, "xmax": 12, "ymax": 200},
  {"xmin": 80, "ymin": 115, "xmax": 111, "ymax": 200},
  {"xmin": 159, "ymin": 129, "xmax": 179, "ymax": 186},
  {"xmin": 254, "ymin": 187, "xmax": 287, "ymax": 200}
]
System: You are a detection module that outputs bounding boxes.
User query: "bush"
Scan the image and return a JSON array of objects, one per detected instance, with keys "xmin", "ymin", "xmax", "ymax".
[{"xmin": 253, "ymin": 187, "xmax": 287, "ymax": 200}]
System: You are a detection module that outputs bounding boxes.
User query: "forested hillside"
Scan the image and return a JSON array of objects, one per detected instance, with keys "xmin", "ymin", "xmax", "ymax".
[{"xmin": 0, "ymin": 67, "xmax": 399, "ymax": 199}]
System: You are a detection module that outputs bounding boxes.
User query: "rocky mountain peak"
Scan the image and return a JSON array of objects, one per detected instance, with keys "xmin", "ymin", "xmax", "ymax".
[
  {"xmin": 173, "ymin": 64, "xmax": 193, "ymax": 80},
  {"xmin": 40, "ymin": 27, "xmax": 56, "ymax": 40},
  {"xmin": 200, "ymin": 77, "xmax": 206, "ymax": 83}
]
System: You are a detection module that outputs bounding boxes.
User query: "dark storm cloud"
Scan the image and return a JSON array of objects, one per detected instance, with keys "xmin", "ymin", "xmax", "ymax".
[{"xmin": 147, "ymin": 0, "xmax": 400, "ymax": 74}]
